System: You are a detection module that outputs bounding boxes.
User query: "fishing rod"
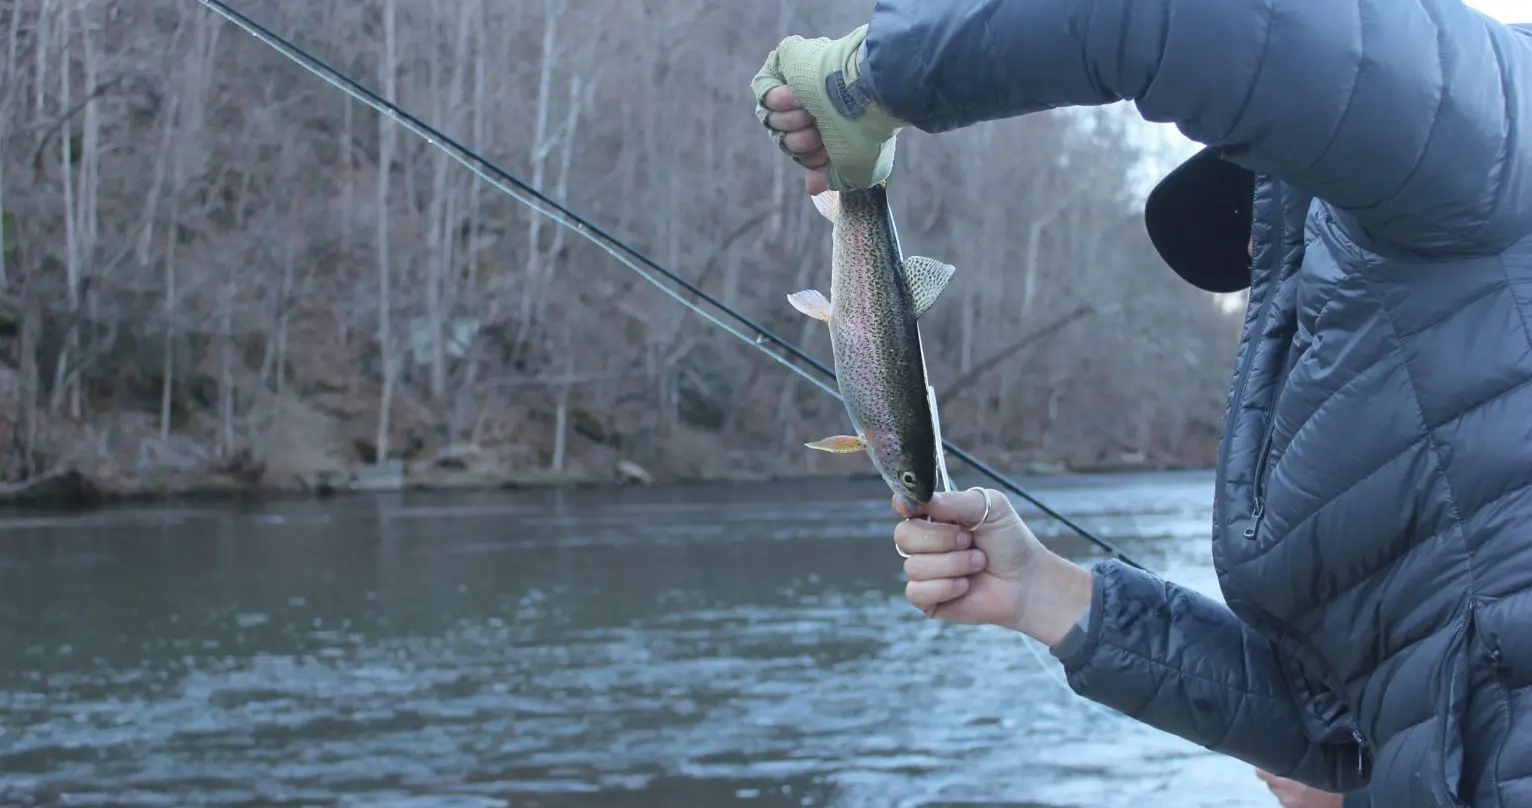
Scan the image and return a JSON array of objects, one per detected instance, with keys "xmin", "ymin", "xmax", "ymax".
[{"xmin": 193, "ymin": 0, "xmax": 1146, "ymax": 572}]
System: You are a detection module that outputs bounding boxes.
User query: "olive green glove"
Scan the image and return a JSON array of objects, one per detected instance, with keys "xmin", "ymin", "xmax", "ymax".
[{"xmin": 751, "ymin": 25, "xmax": 905, "ymax": 191}]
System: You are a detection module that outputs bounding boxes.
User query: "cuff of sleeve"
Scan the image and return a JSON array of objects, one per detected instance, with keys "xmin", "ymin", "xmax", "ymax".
[{"xmin": 1050, "ymin": 562, "xmax": 1107, "ymax": 669}]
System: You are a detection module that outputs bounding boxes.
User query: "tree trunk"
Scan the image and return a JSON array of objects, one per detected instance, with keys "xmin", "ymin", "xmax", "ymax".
[{"xmin": 374, "ymin": 0, "xmax": 399, "ymax": 464}]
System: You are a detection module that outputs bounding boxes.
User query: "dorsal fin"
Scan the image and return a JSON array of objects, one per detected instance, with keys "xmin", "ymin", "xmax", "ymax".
[{"xmin": 901, "ymin": 256, "xmax": 957, "ymax": 319}]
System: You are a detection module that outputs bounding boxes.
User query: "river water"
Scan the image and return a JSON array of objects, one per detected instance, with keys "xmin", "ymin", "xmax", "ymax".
[{"xmin": 0, "ymin": 471, "xmax": 1283, "ymax": 808}]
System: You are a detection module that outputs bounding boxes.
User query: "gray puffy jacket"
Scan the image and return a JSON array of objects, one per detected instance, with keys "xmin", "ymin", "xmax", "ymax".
[{"xmin": 859, "ymin": 1, "xmax": 1532, "ymax": 806}]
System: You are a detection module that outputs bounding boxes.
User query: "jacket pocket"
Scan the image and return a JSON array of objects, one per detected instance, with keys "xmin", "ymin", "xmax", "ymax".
[
  {"xmin": 1434, "ymin": 605, "xmax": 1474, "ymax": 808},
  {"xmin": 1366, "ymin": 605, "xmax": 1474, "ymax": 807}
]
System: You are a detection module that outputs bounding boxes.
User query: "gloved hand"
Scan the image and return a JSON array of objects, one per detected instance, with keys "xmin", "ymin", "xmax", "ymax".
[{"xmin": 751, "ymin": 24, "xmax": 905, "ymax": 192}]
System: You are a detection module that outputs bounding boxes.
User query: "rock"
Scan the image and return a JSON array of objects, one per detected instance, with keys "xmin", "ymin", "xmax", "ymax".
[
  {"xmin": 0, "ymin": 469, "xmax": 102, "ymax": 507},
  {"xmin": 416, "ymin": 468, "xmax": 504, "ymax": 489},
  {"xmin": 300, "ymin": 469, "xmax": 345, "ymax": 497},
  {"xmin": 351, "ymin": 438, "xmax": 379, "ymax": 465},
  {"xmin": 258, "ymin": 394, "xmax": 350, "ymax": 486},
  {"xmin": 1025, "ymin": 460, "xmax": 1068, "ymax": 475},
  {"xmin": 351, "ymin": 459, "xmax": 405, "ymax": 491},
  {"xmin": 572, "ymin": 408, "xmax": 616, "ymax": 447},
  {"xmin": 212, "ymin": 447, "xmax": 266, "ymax": 486},
  {"xmin": 616, "ymin": 459, "xmax": 652, "ymax": 484},
  {"xmin": 433, "ymin": 443, "xmax": 485, "ymax": 470},
  {"xmin": 0, "ymin": 292, "xmax": 18, "ymax": 337}
]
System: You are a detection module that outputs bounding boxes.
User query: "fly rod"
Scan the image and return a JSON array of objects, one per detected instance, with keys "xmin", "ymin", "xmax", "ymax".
[{"xmin": 193, "ymin": 0, "xmax": 1146, "ymax": 572}]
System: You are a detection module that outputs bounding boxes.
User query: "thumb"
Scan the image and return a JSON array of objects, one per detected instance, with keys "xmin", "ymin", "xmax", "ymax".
[
  {"xmin": 898, "ymin": 488, "xmax": 995, "ymax": 527},
  {"xmin": 751, "ymin": 48, "xmax": 785, "ymax": 125}
]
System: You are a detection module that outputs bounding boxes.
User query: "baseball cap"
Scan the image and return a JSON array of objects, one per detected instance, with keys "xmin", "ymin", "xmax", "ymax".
[{"xmin": 1144, "ymin": 146, "xmax": 1256, "ymax": 293}]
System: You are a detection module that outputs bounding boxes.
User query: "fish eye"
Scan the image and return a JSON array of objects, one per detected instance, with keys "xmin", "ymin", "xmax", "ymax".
[{"xmin": 900, "ymin": 471, "xmax": 918, "ymax": 488}]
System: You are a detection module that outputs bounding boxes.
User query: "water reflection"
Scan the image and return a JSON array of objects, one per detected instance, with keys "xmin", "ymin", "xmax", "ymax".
[{"xmin": 0, "ymin": 472, "xmax": 1272, "ymax": 807}]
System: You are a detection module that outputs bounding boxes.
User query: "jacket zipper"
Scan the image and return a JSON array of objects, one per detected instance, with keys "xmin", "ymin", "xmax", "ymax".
[
  {"xmin": 1352, "ymin": 729, "xmax": 1369, "ymax": 778},
  {"xmin": 1243, "ymin": 419, "xmax": 1277, "ymax": 539},
  {"xmin": 1243, "ymin": 307, "xmax": 1303, "ymax": 540},
  {"xmin": 1216, "ymin": 275, "xmax": 1276, "ymax": 528},
  {"xmin": 1221, "ymin": 197, "xmax": 1293, "ymax": 542}
]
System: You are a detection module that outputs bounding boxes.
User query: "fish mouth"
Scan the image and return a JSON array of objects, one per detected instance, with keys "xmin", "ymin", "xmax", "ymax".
[
  {"xmin": 887, "ymin": 483, "xmax": 925, "ymax": 513},
  {"xmin": 876, "ymin": 460, "xmax": 933, "ymax": 512}
]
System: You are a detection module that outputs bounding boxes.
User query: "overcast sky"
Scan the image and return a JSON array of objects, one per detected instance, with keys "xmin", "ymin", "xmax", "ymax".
[{"xmin": 1467, "ymin": 0, "xmax": 1526, "ymax": 22}]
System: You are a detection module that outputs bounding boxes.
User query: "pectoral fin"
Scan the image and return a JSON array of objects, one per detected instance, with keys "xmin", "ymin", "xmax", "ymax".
[
  {"xmin": 901, "ymin": 255, "xmax": 957, "ymax": 319},
  {"xmin": 787, "ymin": 289, "xmax": 832, "ymax": 322},
  {"xmin": 805, "ymin": 435, "xmax": 866, "ymax": 453}
]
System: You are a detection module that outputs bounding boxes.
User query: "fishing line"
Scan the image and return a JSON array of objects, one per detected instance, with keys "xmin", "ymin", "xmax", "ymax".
[
  {"xmin": 921, "ymin": 347, "xmax": 1119, "ymax": 721},
  {"xmin": 199, "ymin": 0, "xmax": 1132, "ymax": 735},
  {"xmin": 190, "ymin": 0, "xmax": 1145, "ymax": 573}
]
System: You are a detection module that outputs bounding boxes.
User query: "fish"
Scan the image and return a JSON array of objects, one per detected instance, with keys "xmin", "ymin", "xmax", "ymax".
[{"xmin": 786, "ymin": 180, "xmax": 957, "ymax": 509}]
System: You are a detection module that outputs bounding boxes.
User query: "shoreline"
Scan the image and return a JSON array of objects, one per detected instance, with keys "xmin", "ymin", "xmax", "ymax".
[{"xmin": 0, "ymin": 460, "xmax": 1215, "ymax": 512}]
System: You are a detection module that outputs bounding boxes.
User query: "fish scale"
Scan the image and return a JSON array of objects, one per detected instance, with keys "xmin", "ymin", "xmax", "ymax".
[{"xmin": 786, "ymin": 182, "xmax": 957, "ymax": 508}]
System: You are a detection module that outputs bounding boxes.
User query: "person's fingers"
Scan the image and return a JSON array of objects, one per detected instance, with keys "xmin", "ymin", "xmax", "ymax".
[
  {"xmin": 751, "ymin": 52, "xmax": 784, "ymax": 127},
  {"xmin": 894, "ymin": 518, "xmax": 972, "ymax": 555},
  {"xmin": 905, "ymin": 577, "xmax": 968, "ymax": 610},
  {"xmin": 805, "ymin": 168, "xmax": 828, "ymax": 196},
  {"xmin": 903, "ymin": 549, "xmax": 986, "ymax": 581},
  {"xmin": 1255, "ymin": 770, "xmax": 1294, "ymax": 799},
  {"xmin": 765, "ymin": 108, "xmax": 815, "ymax": 132},
  {"xmin": 794, "ymin": 147, "xmax": 829, "ymax": 169},
  {"xmin": 903, "ymin": 488, "xmax": 997, "ymax": 527},
  {"xmin": 763, "ymin": 85, "xmax": 800, "ymax": 112},
  {"xmin": 782, "ymin": 128, "xmax": 823, "ymax": 156}
]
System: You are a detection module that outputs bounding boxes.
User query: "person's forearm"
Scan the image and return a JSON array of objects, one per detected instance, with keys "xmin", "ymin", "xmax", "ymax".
[
  {"xmin": 1000, "ymin": 550, "xmax": 1092, "ymax": 648},
  {"xmin": 1056, "ymin": 561, "xmax": 1368, "ymax": 793}
]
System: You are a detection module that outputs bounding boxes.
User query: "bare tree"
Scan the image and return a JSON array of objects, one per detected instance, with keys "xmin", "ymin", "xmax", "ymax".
[
  {"xmin": 0, "ymin": 0, "xmax": 1240, "ymax": 495},
  {"xmin": 372, "ymin": 0, "xmax": 398, "ymax": 464}
]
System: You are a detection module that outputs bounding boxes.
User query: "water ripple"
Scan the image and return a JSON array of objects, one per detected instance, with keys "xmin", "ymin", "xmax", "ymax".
[{"xmin": 0, "ymin": 473, "xmax": 1275, "ymax": 807}]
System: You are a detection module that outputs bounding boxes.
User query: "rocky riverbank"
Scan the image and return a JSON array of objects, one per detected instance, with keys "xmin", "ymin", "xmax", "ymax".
[
  {"xmin": 0, "ymin": 441, "xmax": 1196, "ymax": 510},
  {"xmin": 0, "ymin": 347, "xmax": 1214, "ymax": 510}
]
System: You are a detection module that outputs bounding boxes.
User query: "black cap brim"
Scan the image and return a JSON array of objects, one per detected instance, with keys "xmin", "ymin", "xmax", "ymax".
[{"xmin": 1144, "ymin": 146, "xmax": 1255, "ymax": 294}]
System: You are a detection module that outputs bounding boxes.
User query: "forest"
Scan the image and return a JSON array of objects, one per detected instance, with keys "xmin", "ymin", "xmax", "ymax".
[{"xmin": 0, "ymin": 0, "xmax": 1244, "ymax": 502}]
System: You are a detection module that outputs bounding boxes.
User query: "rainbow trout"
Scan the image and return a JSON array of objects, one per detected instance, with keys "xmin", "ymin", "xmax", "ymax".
[{"xmin": 787, "ymin": 181, "xmax": 956, "ymax": 509}]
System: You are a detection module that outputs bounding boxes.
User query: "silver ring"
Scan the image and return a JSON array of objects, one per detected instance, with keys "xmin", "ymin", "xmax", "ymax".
[
  {"xmin": 896, "ymin": 515, "xmax": 933, "ymax": 559},
  {"xmin": 966, "ymin": 487, "xmax": 992, "ymax": 530}
]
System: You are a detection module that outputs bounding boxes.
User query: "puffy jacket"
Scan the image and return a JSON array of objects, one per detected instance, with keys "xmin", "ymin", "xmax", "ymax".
[{"xmin": 859, "ymin": 1, "xmax": 1532, "ymax": 806}]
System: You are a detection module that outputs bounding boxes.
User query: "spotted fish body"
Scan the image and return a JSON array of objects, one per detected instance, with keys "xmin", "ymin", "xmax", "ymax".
[{"xmin": 787, "ymin": 182, "xmax": 956, "ymax": 509}]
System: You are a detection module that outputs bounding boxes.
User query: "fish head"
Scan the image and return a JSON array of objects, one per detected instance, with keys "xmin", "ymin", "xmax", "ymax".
[{"xmin": 862, "ymin": 428, "xmax": 937, "ymax": 509}]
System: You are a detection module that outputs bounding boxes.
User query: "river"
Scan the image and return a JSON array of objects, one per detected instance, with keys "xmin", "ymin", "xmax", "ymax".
[{"xmin": 0, "ymin": 471, "xmax": 1284, "ymax": 808}]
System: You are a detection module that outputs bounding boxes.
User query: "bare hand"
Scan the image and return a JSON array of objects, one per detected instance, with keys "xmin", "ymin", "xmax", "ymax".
[
  {"xmin": 1256, "ymin": 770, "xmax": 1346, "ymax": 808},
  {"xmin": 893, "ymin": 488, "xmax": 1043, "ymax": 628},
  {"xmin": 761, "ymin": 85, "xmax": 830, "ymax": 195}
]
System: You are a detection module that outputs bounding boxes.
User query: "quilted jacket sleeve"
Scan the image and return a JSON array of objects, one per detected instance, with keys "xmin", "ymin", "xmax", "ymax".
[
  {"xmin": 1059, "ymin": 561, "xmax": 1370, "ymax": 792},
  {"xmin": 859, "ymin": 0, "xmax": 1532, "ymax": 256},
  {"xmin": 1344, "ymin": 790, "xmax": 1373, "ymax": 807}
]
